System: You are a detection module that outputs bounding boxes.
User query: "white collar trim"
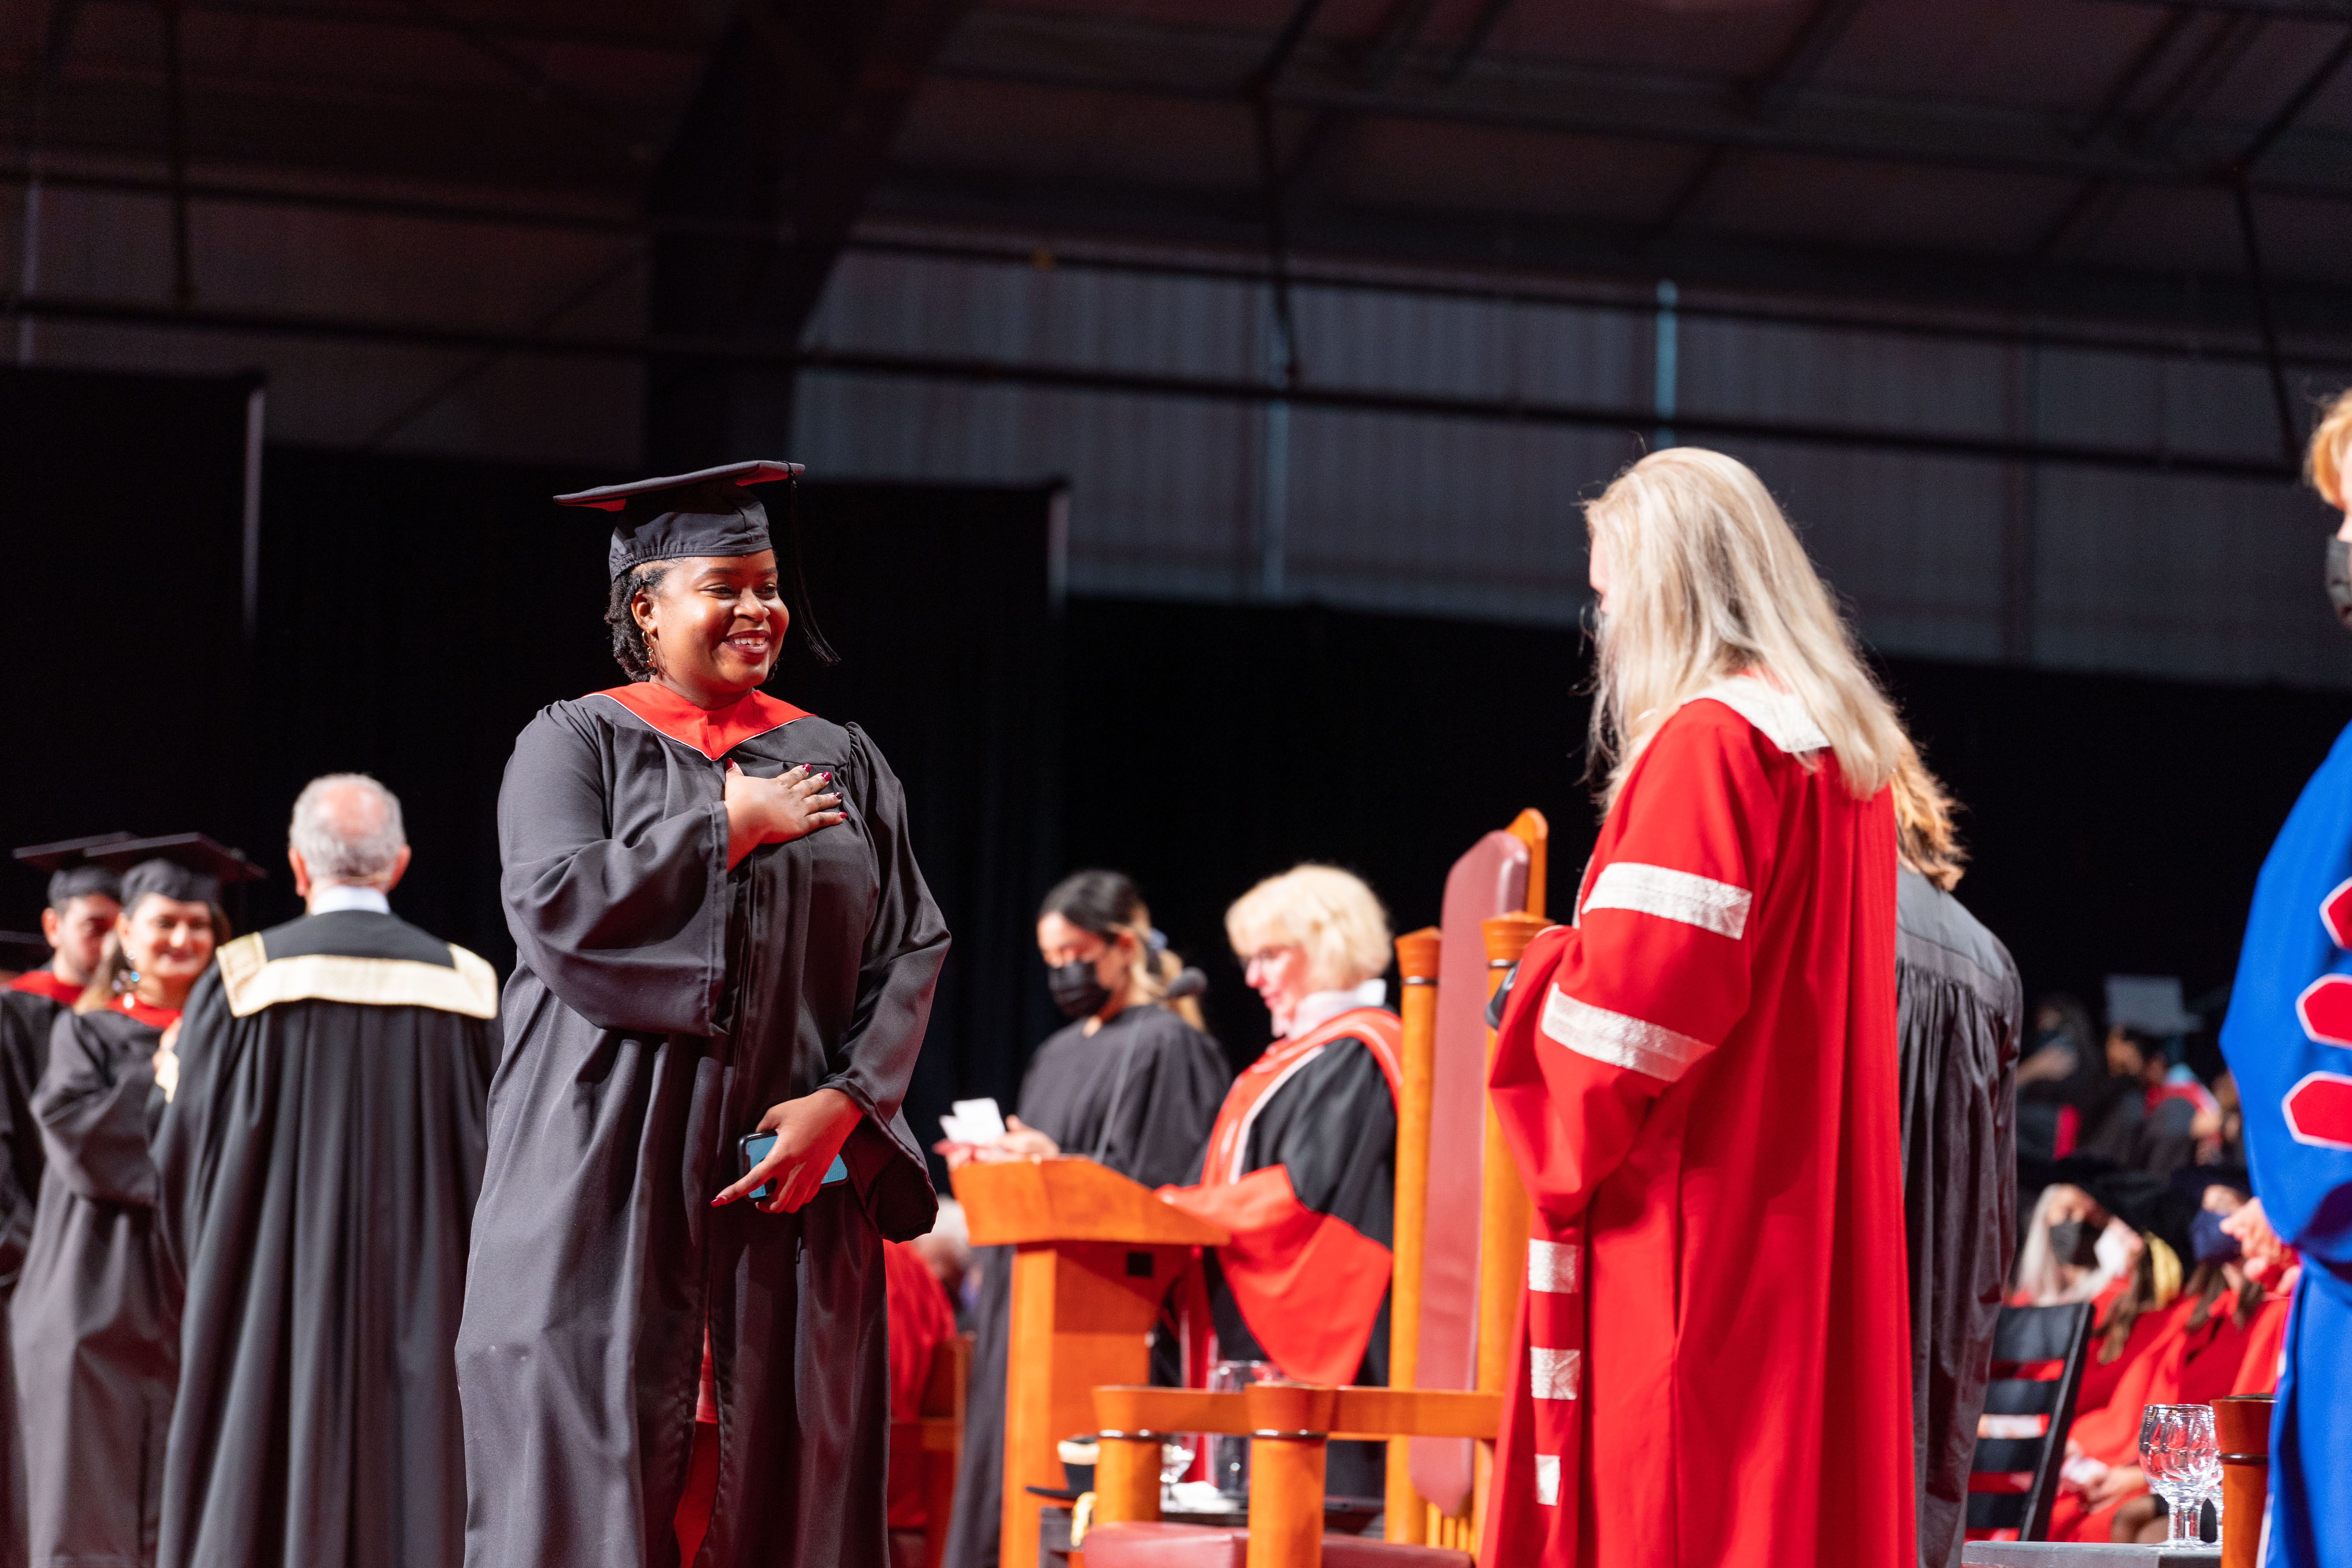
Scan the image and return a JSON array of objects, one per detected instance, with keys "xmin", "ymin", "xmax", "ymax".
[
  {"xmin": 308, "ymin": 884, "xmax": 391, "ymax": 916},
  {"xmin": 1283, "ymin": 979, "xmax": 1387, "ymax": 1040},
  {"xmin": 1687, "ymin": 674, "xmax": 1830, "ymax": 755}
]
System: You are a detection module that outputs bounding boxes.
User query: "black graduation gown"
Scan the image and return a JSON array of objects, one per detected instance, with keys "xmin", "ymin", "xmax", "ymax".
[
  {"xmin": 12, "ymin": 1006, "xmax": 177, "ymax": 1568},
  {"xmin": 0, "ymin": 990, "xmax": 60, "ymax": 1568},
  {"xmin": 1894, "ymin": 869, "xmax": 2022, "ymax": 1568},
  {"xmin": 942, "ymin": 1004, "xmax": 1230, "ymax": 1568},
  {"xmin": 152, "ymin": 909, "xmax": 501, "ymax": 1568},
  {"xmin": 455, "ymin": 695, "xmax": 949, "ymax": 1568},
  {"xmin": 1194, "ymin": 1033, "xmax": 1397, "ymax": 1501}
]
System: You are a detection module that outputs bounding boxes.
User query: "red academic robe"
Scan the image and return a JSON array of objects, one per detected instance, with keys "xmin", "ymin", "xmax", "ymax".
[
  {"xmin": 1479, "ymin": 678, "xmax": 1913, "ymax": 1568},
  {"xmin": 2047, "ymin": 1287, "xmax": 2290, "ymax": 1541},
  {"xmin": 883, "ymin": 1240, "xmax": 956, "ymax": 1530},
  {"xmin": 7, "ymin": 971, "xmax": 80, "ymax": 1007},
  {"xmin": 1160, "ymin": 1007, "xmax": 1404, "ymax": 1388}
]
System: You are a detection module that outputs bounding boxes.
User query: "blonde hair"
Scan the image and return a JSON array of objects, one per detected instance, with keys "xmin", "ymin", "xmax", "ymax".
[
  {"xmin": 2308, "ymin": 387, "xmax": 2352, "ymax": 507},
  {"xmin": 1893, "ymin": 739, "xmax": 1967, "ymax": 891},
  {"xmin": 1585, "ymin": 448, "xmax": 1906, "ymax": 809},
  {"xmin": 1225, "ymin": 865, "xmax": 1392, "ymax": 994}
]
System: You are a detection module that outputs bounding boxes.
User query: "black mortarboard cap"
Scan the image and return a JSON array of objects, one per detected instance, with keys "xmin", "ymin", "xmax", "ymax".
[
  {"xmin": 0, "ymin": 932, "xmax": 52, "ymax": 973},
  {"xmin": 14, "ymin": 831, "xmax": 139, "ymax": 906},
  {"xmin": 554, "ymin": 460, "xmax": 803, "ymax": 579},
  {"xmin": 87, "ymin": 833, "xmax": 266, "ymax": 908}
]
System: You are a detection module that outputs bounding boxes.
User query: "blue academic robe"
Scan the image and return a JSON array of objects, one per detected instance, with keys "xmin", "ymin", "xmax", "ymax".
[{"xmin": 2220, "ymin": 720, "xmax": 2352, "ymax": 1568}]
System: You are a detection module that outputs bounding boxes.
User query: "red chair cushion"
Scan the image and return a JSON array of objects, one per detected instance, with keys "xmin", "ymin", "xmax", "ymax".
[{"xmin": 1079, "ymin": 1521, "xmax": 1474, "ymax": 1567}]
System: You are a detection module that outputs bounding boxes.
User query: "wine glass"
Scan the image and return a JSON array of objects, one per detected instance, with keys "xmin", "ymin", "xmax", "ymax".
[
  {"xmin": 1159, "ymin": 1437, "xmax": 1197, "ymax": 1498},
  {"xmin": 1208, "ymin": 1360, "xmax": 1275, "ymax": 1499},
  {"xmin": 2139, "ymin": 1403, "xmax": 2220, "ymax": 1546}
]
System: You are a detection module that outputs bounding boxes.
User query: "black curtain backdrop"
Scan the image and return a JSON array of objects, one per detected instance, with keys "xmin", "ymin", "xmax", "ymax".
[
  {"xmin": 7, "ymin": 393, "xmax": 2344, "ymax": 1145},
  {"xmin": 0, "ymin": 363, "xmax": 257, "ymax": 898},
  {"xmin": 1059, "ymin": 598, "xmax": 2352, "ymax": 1080}
]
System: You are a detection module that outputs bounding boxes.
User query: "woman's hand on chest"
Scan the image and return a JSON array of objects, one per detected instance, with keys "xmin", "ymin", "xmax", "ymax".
[{"xmin": 722, "ymin": 760, "xmax": 846, "ymax": 869}]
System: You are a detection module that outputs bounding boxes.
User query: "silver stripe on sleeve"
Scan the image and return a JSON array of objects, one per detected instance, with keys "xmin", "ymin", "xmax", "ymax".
[
  {"xmin": 1540, "ymin": 984, "xmax": 1711, "ymax": 1082},
  {"xmin": 1527, "ymin": 1239, "xmax": 1578, "ymax": 1294},
  {"xmin": 1581, "ymin": 860, "xmax": 1751, "ymax": 940},
  {"xmin": 1530, "ymin": 1347, "xmax": 1581, "ymax": 1401},
  {"xmin": 1534, "ymin": 1454, "xmax": 1561, "ymax": 1506}
]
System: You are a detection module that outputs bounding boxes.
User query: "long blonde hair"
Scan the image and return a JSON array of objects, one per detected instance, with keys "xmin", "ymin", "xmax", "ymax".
[
  {"xmin": 1893, "ymin": 739, "xmax": 1967, "ymax": 891},
  {"xmin": 1586, "ymin": 448, "xmax": 1906, "ymax": 809}
]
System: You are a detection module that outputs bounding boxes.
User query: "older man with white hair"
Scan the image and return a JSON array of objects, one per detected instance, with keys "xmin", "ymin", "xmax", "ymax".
[{"xmin": 152, "ymin": 774, "xmax": 499, "ymax": 1568}]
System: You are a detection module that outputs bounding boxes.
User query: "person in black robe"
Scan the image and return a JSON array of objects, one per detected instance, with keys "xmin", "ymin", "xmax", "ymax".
[
  {"xmin": 454, "ymin": 461, "xmax": 949, "ymax": 1568},
  {"xmin": 940, "ymin": 870, "xmax": 1230, "ymax": 1568},
  {"xmin": 0, "ymin": 983, "xmax": 62, "ymax": 1568},
  {"xmin": 153, "ymin": 775, "xmax": 499, "ymax": 1568},
  {"xmin": 12, "ymin": 836, "xmax": 260, "ymax": 1568},
  {"xmin": 1161, "ymin": 864, "xmax": 1402, "ymax": 1503},
  {"xmin": 1889, "ymin": 755, "xmax": 2022, "ymax": 1568}
]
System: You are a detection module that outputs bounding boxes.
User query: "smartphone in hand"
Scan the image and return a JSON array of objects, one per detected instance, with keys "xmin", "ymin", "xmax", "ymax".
[{"xmin": 738, "ymin": 1132, "xmax": 849, "ymax": 1205}]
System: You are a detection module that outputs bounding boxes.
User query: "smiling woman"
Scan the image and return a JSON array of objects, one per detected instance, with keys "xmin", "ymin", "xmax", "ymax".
[
  {"xmin": 12, "ymin": 834, "xmax": 260, "ymax": 1568},
  {"xmin": 454, "ymin": 461, "xmax": 951, "ymax": 1568}
]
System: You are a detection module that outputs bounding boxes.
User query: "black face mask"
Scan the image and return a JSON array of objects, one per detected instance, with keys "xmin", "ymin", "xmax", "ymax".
[
  {"xmin": 2046, "ymin": 1219, "xmax": 2103, "ymax": 1270},
  {"xmin": 2327, "ymin": 539, "xmax": 2352, "ymax": 631},
  {"xmin": 1048, "ymin": 958, "xmax": 1112, "ymax": 1020}
]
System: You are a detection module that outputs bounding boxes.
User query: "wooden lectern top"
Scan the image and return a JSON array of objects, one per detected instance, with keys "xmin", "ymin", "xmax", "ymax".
[{"xmin": 952, "ymin": 1157, "xmax": 1230, "ymax": 1247}]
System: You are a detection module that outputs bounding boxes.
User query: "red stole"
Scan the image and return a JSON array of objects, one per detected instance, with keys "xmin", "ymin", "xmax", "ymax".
[
  {"xmin": 114, "ymin": 995, "xmax": 180, "ymax": 1030},
  {"xmin": 1161, "ymin": 1007, "xmax": 1403, "ymax": 1387},
  {"xmin": 8, "ymin": 969, "xmax": 81, "ymax": 1005},
  {"xmin": 590, "ymin": 683, "xmax": 809, "ymax": 761}
]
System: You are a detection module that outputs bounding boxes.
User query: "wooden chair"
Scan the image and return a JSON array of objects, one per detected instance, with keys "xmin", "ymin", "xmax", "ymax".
[
  {"xmin": 1085, "ymin": 811, "xmax": 1555, "ymax": 1566},
  {"xmin": 1084, "ymin": 1384, "xmax": 1493, "ymax": 1568},
  {"xmin": 1965, "ymin": 1302, "xmax": 2094, "ymax": 1543},
  {"xmin": 891, "ymin": 1332, "xmax": 973, "ymax": 1568}
]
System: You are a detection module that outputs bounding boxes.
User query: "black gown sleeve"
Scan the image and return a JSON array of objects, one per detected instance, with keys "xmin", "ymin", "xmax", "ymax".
[
  {"xmin": 34, "ymin": 1011, "xmax": 162, "ymax": 1208},
  {"xmin": 498, "ymin": 707, "xmax": 730, "ymax": 1036},
  {"xmin": 815, "ymin": 725, "xmax": 951, "ymax": 1140},
  {"xmin": 1096, "ymin": 1013, "xmax": 1232, "ymax": 1191}
]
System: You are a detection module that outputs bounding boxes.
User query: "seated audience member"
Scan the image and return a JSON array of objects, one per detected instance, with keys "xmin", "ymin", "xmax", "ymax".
[
  {"xmin": 2220, "ymin": 1195, "xmax": 2298, "ymax": 1397},
  {"xmin": 2011, "ymin": 1183, "xmax": 2140, "ymax": 1308},
  {"xmin": 884, "ymin": 1236, "xmax": 959, "ymax": 1568},
  {"xmin": 2071, "ymin": 1227, "xmax": 2181, "ymax": 1420},
  {"xmin": 1161, "ymin": 864, "xmax": 1403, "ymax": 1502},
  {"xmin": 2076, "ymin": 1022, "xmax": 2215, "ymax": 1178},
  {"xmin": 2048, "ymin": 1182, "xmax": 2290, "ymax": 1542},
  {"xmin": 2015, "ymin": 994, "xmax": 2103, "ymax": 1162}
]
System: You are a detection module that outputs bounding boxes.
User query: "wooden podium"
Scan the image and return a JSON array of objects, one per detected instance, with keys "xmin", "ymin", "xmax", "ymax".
[{"xmin": 953, "ymin": 1158, "xmax": 1229, "ymax": 1564}]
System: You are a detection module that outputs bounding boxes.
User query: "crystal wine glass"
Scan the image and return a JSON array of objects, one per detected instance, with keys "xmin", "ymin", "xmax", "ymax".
[{"xmin": 2139, "ymin": 1403, "xmax": 2220, "ymax": 1547}]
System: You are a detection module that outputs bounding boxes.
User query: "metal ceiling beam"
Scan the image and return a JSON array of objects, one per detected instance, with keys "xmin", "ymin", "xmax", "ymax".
[
  {"xmin": 1750, "ymin": 0, "xmax": 1870, "ymax": 122},
  {"xmin": 0, "ymin": 286, "xmax": 2298, "ymax": 481},
  {"xmin": 643, "ymin": 0, "xmax": 973, "ymax": 468},
  {"xmin": 89, "ymin": 0, "xmax": 712, "ymax": 54},
  {"xmin": 2108, "ymin": 0, "xmax": 2352, "ymax": 16},
  {"xmin": 9, "ymin": 163, "xmax": 2348, "ymax": 370},
  {"xmin": 865, "ymin": 160, "xmax": 2352, "ymax": 341},
  {"xmin": 929, "ymin": 9, "xmax": 2352, "ymax": 203}
]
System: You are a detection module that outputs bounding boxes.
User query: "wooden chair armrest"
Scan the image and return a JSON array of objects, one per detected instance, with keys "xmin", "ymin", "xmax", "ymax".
[
  {"xmin": 1331, "ymin": 1388, "xmax": 1501, "ymax": 1440},
  {"xmin": 1092, "ymin": 1387, "xmax": 1251, "ymax": 1434},
  {"xmin": 1089, "ymin": 1385, "xmax": 1500, "ymax": 1439}
]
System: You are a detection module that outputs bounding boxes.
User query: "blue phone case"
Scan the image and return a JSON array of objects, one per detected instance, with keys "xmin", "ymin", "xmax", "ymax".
[{"xmin": 738, "ymin": 1132, "xmax": 848, "ymax": 1203}]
